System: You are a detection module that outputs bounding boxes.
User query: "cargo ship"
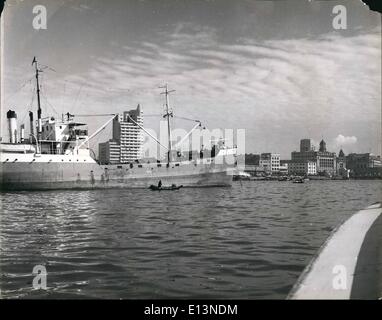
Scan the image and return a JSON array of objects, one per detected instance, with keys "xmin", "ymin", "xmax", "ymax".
[{"xmin": 0, "ymin": 58, "xmax": 237, "ymax": 191}]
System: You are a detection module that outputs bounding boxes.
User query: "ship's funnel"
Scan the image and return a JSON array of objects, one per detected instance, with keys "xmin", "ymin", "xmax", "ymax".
[{"xmin": 7, "ymin": 110, "xmax": 18, "ymax": 143}]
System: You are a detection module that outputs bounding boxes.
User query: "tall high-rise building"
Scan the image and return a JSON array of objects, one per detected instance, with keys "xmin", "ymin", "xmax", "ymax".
[
  {"xmin": 112, "ymin": 104, "xmax": 143, "ymax": 163},
  {"xmin": 300, "ymin": 139, "xmax": 312, "ymax": 152},
  {"xmin": 98, "ymin": 105, "xmax": 143, "ymax": 164}
]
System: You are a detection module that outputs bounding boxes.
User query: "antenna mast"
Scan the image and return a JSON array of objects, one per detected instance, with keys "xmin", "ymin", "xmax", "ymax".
[
  {"xmin": 32, "ymin": 57, "xmax": 42, "ymax": 141},
  {"xmin": 160, "ymin": 84, "xmax": 175, "ymax": 163}
]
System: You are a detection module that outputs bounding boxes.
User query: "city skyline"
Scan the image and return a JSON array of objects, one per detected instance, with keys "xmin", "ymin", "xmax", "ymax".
[
  {"xmin": 244, "ymin": 137, "xmax": 381, "ymax": 160},
  {"xmin": 1, "ymin": 0, "xmax": 381, "ymax": 159}
]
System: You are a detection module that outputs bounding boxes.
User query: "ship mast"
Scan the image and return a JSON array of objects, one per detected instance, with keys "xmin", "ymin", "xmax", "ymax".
[
  {"xmin": 160, "ymin": 84, "xmax": 175, "ymax": 163},
  {"xmin": 32, "ymin": 57, "xmax": 42, "ymax": 141}
]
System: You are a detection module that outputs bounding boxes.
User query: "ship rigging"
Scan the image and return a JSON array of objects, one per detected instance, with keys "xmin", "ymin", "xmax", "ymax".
[{"xmin": 3, "ymin": 57, "xmax": 216, "ymax": 164}]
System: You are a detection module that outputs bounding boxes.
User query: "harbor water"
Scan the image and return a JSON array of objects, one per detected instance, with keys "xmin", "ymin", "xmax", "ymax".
[{"xmin": 0, "ymin": 180, "xmax": 381, "ymax": 299}]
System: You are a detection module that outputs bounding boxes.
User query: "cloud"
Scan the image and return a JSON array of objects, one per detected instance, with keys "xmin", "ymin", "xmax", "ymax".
[
  {"xmin": 73, "ymin": 25, "xmax": 380, "ymax": 140},
  {"xmin": 334, "ymin": 134, "xmax": 358, "ymax": 146},
  {"xmin": 10, "ymin": 23, "xmax": 380, "ymax": 123},
  {"xmin": 3, "ymin": 19, "xmax": 380, "ymax": 157}
]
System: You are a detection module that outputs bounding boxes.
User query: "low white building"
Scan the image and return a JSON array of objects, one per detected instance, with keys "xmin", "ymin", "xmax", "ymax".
[
  {"xmin": 306, "ymin": 161, "xmax": 317, "ymax": 175},
  {"xmin": 260, "ymin": 153, "xmax": 280, "ymax": 174},
  {"xmin": 279, "ymin": 163, "xmax": 289, "ymax": 175}
]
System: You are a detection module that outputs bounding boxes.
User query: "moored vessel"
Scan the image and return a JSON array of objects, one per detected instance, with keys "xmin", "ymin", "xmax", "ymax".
[{"xmin": 0, "ymin": 58, "xmax": 237, "ymax": 191}]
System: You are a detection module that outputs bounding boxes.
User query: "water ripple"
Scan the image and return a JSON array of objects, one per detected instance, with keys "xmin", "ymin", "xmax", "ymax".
[{"xmin": 1, "ymin": 180, "xmax": 381, "ymax": 299}]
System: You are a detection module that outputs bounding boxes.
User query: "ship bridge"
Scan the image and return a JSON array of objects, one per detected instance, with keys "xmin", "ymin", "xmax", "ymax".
[{"xmin": 39, "ymin": 115, "xmax": 89, "ymax": 155}]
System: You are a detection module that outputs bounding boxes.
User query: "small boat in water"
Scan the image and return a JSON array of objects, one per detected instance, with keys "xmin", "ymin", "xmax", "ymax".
[
  {"xmin": 292, "ymin": 178, "xmax": 304, "ymax": 183},
  {"xmin": 233, "ymin": 171, "xmax": 251, "ymax": 181},
  {"xmin": 149, "ymin": 184, "xmax": 183, "ymax": 191}
]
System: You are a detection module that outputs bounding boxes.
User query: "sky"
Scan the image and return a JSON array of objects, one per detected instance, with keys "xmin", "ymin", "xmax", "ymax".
[{"xmin": 1, "ymin": 0, "xmax": 381, "ymax": 159}]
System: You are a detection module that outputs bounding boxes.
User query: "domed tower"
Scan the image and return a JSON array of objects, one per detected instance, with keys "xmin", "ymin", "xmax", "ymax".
[{"xmin": 319, "ymin": 139, "xmax": 327, "ymax": 152}]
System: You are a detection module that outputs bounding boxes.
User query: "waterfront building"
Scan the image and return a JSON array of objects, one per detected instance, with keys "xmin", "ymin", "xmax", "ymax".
[
  {"xmin": 245, "ymin": 153, "xmax": 260, "ymax": 166},
  {"xmin": 336, "ymin": 149, "xmax": 349, "ymax": 178},
  {"xmin": 280, "ymin": 160, "xmax": 291, "ymax": 166},
  {"xmin": 98, "ymin": 140, "xmax": 120, "ymax": 164},
  {"xmin": 260, "ymin": 153, "xmax": 280, "ymax": 174},
  {"xmin": 291, "ymin": 139, "xmax": 336, "ymax": 175},
  {"xmin": 244, "ymin": 165, "xmax": 265, "ymax": 176},
  {"xmin": 112, "ymin": 104, "xmax": 143, "ymax": 163},
  {"xmin": 316, "ymin": 139, "xmax": 336, "ymax": 174},
  {"xmin": 288, "ymin": 161, "xmax": 317, "ymax": 176},
  {"xmin": 346, "ymin": 153, "xmax": 382, "ymax": 178},
  {"xmin": 279, "ymin": 161, "xmax": 289, "ymax": 175},
  {"xmin": 244, "ymin": 153, "xmax": 262, "ymax": 176}
]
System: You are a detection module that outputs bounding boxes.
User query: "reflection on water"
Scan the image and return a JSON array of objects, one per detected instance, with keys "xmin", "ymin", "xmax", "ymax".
[{"xmin": 0, "ymin": 180, "xmax": 381, "ymax": 299}]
